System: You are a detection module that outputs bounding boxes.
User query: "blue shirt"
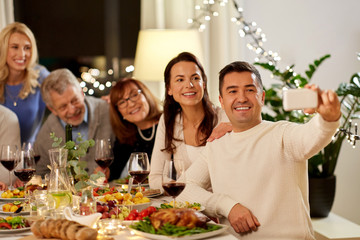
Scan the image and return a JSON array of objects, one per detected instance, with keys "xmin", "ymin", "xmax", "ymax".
[
  {"xmin": 2, "ymin": 66, "xmax": 49, "ymax": 144},
  {"xmin": 60, "ymin": 104, "xmax": 89, "ymax": 143}
]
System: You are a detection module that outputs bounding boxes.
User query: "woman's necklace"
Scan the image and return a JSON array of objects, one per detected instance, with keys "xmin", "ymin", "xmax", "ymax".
[
  {"xmin": 137, "ymin": 125, "xmax": 155, "ymax": 141},
  {"xmin": 6, "ymin": 87, "xmax": 20, "ymax": 107}
]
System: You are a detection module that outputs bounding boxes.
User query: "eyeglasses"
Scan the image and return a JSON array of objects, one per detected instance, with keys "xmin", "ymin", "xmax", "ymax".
[{"xmin": 117, "ymin": 89, "xmax": 142, "ymax": 109}]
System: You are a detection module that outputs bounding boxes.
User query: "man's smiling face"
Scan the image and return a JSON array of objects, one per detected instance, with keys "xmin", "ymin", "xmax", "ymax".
[{"xmin": 219, "ymin": 71, "xmax": 264, "ymax": 132}]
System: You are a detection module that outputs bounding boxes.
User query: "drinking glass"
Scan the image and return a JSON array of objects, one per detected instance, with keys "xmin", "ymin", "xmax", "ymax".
[
  {"xmin": 128, "ymin": 152, "xmax": 150, "ymax": 193},
  {"xmin": 95, "ymin": 139, "xmax": 114, "ymax": 169},
  {"xmin": 14, "ymin": 149, "xmax": 36, "ymax": 192},
  {"xmin": 162, "ymin": 159, "xmax": 186, "ymax": 208},
  {"xmin": 22, "ymin": 142, "xmax": 40, "ymax": 164},
  {"xmin": 0, "ymin": 145, "xmax": 18, "ymax": 190}
]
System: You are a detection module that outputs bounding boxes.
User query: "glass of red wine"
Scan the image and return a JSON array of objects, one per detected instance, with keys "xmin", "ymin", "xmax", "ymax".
[
  {"xmin": 162, "ymin": 159, "xmax": 186, "ymax": 208},
  {"xmin": 95, "ymin": 139, "xmax": 114, "ymax": 169},
  {"xmin": 128, "ymin": 152, "xmax": 150, "ymax": 193},
  {"xmin": 22, "ymin": 142, "xmax": 40, "ymax": 164},
  {"xmin": 0, "ymin": 145, "xmax": 18, "ymax": 190},
  {"xmin": 14, "ymin": 149, "xmax": 36, "ymax": 185}
]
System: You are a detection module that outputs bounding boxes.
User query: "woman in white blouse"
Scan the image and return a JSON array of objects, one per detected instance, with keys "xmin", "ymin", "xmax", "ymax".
[{"xmin": 149, "ymin": 52, "xmax": 230, "ymax": 191}]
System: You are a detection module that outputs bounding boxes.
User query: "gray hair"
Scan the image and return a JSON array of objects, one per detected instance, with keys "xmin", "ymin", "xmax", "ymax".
[{"xmin": 41, "ymin": 68, "xmax": 81, "ymax": 108}]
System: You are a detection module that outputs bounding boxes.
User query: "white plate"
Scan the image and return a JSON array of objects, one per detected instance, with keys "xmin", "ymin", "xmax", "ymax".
[
  {"xmin": 144, "ymin": 192, "xmax": 163, "ymax": 198},
  {"xmin": 0, "ymin": 227, "xmax": 31, "ymax": 233},
  {"xmin": 0, "ymin": 191, "xmax": 25, "ymax": 201},
  {"xmin": 156, "ymin": 202, "xmax": 205, "ymax": 212},
  {"xmin": 122, "ymin": 220, "xmax": 140, "ymax": 226},
  {"xmin": 114, "ymin": 183, "xmax": 150, "ymax": 188},
  {"xmin": 0, "ymin": 204, "xmax": 29, "ymax": 215},
  {"xmin": 129, "ymin": 223, "xmax": 228, "ymax": 240}
]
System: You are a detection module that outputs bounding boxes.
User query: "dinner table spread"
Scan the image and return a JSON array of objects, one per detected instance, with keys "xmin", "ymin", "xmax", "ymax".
[{"xmin": 0, "ymin": 188, "xmax": 238, "ymax": 240}]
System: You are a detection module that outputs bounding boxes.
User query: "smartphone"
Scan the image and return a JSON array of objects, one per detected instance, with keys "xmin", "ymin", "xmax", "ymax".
[{"xmin": 283, "ymin": 88, "xmax": 318, "ymax": 111}]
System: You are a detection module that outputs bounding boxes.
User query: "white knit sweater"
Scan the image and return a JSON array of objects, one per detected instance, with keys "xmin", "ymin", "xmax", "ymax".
[{"xmin": 178, "ymin": 114, "xmax": 339, "ymax": 239}]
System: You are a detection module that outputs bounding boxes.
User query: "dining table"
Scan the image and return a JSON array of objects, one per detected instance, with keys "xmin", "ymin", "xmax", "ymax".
[{"xmin": 0, "ymin": 193, "xmax": 238, "ymax": 240}]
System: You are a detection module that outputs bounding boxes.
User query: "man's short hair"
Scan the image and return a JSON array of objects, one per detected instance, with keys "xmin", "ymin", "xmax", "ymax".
[
  {"xmin": 41, "ymin": 68, "xmax": 81, "ymax": 108},
  {"xmin": 219, "ymin": 61, "xmax": 263, "ymax": 96}
]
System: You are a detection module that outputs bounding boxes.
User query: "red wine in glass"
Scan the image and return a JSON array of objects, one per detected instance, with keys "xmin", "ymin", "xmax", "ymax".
[
  {"xmin": 95, "ymin": 139, "xmax": 114, "ymax": 173},
  {"xmin": 128, "ymin": 152, "xmax": 150, "ymax": 193},
  {"xmin": 34, "ymin": 155, "xmax": 41, "ymax": 164},
  {"xmin": 0, "ymin": 159, "xmax": 16, "ymax": 171},
  {"xmin": 95, "ymin": 157, "xmax": 114, "ymax": 168},
  {"xmin": 129, "ymin": 170, "xmax": 150, "ymax": 184},
  {"xmin": 14, "ymin": 169, "xmax": 36, "ymax": 183},
  {"xmin": 162, "ymin": 182, "xmax": 185, "ymax": 197},
  {"xmin": 162, "ymin": 158, "xmax": 185, "ymax": 208},
  {"xmin": 0, "ymin": 145, "xmax": 18, "ymax": 189}
]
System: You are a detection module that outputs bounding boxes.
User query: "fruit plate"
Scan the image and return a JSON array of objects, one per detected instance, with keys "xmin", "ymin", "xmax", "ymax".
[
  {"xmin": 129, "ymin": 223, "xmax": 229, "ymax": 240},
  {"xmin": 0, "ymin": 191, "xmax": 25, "ymax": 201},
  {"xmin": 0, "ymin": 204, "xmax": 29, "ymax": 215}
]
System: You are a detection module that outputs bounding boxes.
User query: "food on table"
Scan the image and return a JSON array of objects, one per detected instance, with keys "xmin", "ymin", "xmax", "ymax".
[
  {"xmin": 150, "ymin": 208, "xmax": 208, "ymax": 230},
  {"xmin": 0, "ymin": 216, "xmax": 30, "ymax": 230},
  {"xmin": 91, "ymin": 186, "xmax": 118, "ymax": 197},
  {"xmin": 124, "ymin": 206, "xmax": 157, "ymax": 221},
  {"xmin": 0, "ymin": 187, "xmax": 25, "ymax": 198},
  {"xmin": 160, "ymin": 201, "xmax": 202, "ymax": 210},
  {"xmin": 96, "ymin": 202, "xmax": 130, "ymax": 220},
  {"xmin": 98, "ymin": 191, "xmax": 150, "ymax": 205},
  {"xmin": 142, "ymin": 188, "xmax": 161, "ymax": 197},
  {"xmin": 118, "ymin": 186, "xmax": 145, "ymax": 195},
  {"xmin": 130, "ymin": 208, "xmax": 221, "ymax": 237},
  {"xmin": 114, "ymin": 174, "xmax": 149, "ymax": 184},
  {"xmin": 31, "ymin": 218, "xmax": 97, "ymax": 240},
  {"xmin": 25, "ymin": 184, "xmax": 47, "ymax": 193},
  {"xmin": 2, "ymin": 201, "xmax": 23, "ymax": 213}
]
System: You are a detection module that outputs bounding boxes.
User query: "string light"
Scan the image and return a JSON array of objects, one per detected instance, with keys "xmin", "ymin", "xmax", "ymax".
[{"xmin": 187, "ymin": 0, "xmax": 280, "ymax": 66}]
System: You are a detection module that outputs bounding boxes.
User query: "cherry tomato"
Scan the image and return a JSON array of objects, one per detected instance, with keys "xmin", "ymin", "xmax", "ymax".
[
  {"xmin": 127, "ymin": 214, "xmax": 136, "ymax": 220},
  {"xmin": 147, "ymin": 206, "xmax": 157, "ymax": 215},
  {"xmin": 140, "ymin": 209, "xmax": 149, "ymax": 218},
  {"xmin": 136, "ymin": 216, "xmax": 142, "ymax": 221}
]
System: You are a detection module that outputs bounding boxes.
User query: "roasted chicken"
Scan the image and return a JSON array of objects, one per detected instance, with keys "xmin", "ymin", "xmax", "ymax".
[{"xmin": 150, "ymin": 208, "xmax": 209, "ymax": 230}]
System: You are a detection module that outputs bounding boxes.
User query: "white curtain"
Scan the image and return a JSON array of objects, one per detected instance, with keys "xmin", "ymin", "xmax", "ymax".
[
  {"xmin": 0, "ymin": 0, "xmax": 14, "ymax": 31},
  {"xmin": 140, "ymin": 0, "xmax": 245, "ymax": 105}
]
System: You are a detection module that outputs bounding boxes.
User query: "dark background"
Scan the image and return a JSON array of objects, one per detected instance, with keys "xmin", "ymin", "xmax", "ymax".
[{"xmin": 13, "ymin": 0, "xmax": 140, "ymax": 83}]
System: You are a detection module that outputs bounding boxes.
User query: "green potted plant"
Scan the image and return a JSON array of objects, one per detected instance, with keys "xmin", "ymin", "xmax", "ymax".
[{"xmin": 255, "ymin": 54, "xmax": 360, "ymax": 217}]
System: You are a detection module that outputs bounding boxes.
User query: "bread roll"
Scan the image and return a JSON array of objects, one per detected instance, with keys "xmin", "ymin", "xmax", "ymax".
[
  {"xmin": 30, "ymin": 219, "xmax": 44, "ymax": 238},
  {"xmin": 75, "ymin": 227, "xmax": 98, "ymax": 240},
  {"xmin": 40, "ymin": 218, "xmax": 54, "ymax": 238},
  {"xmin": 31, "ymin": 218, "xmax": 98, "ymax": 240},
  {"xmin": 53, "ymin": 219, "xmax": 67, "ymax": 238},
  {"xmin": 60, "ymin": 220, "xmax": 76, "ymax": 240}
]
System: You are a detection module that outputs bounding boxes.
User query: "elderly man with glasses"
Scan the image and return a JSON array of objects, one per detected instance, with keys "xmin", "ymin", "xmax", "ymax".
[{"xmin": 34, "ymin": 68, "xmax": 115, "ymax": 177}]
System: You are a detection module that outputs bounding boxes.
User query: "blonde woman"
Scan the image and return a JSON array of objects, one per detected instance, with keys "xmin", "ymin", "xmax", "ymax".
[{"xmin": 0, "ymin": 22, "xmax": 49, "ymax": 144}]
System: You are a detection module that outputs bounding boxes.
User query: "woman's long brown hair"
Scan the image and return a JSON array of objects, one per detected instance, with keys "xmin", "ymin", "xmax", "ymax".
[{"xmin": 163, "ymin": 52, "xmax": 217, "ymax": 154}]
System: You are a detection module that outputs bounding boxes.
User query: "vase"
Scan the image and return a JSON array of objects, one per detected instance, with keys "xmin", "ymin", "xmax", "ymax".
[{"xmin": 308, "ymin": 175, "xmax": 336, "ymax": 218}]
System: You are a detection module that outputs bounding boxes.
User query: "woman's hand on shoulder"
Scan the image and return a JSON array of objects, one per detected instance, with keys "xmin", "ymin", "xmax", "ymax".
[{"xmin": 207, "ymin": 122, "xmax": 232, "ymax": 142}]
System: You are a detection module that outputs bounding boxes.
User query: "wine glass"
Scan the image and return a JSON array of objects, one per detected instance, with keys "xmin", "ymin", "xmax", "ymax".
[
  {"xmin": 14, "ymin": 149, "xmax": 36, "ymax": 186},
  {"xmin": 0, "ymin": 145, "xmax": 18, "ymax": 190},
  {"xmin": 162, "ymin": 159, "xmax": 186, "ymax": 208},
  {"xmin": 95, "ymin": 139, "xmax": 114, "ymax": 169},
  {"xmin": 128, "ymin": 152, "xmax": 150, "ymax": 193},
  {"xmin": 22, "ymin": 142, "xmax": 40, "ymax": 164}
]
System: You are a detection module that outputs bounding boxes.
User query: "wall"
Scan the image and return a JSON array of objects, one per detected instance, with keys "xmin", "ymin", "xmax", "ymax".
[{"xmin": 242, "ymin": 0, "xmax": 360, "ymax": 224}]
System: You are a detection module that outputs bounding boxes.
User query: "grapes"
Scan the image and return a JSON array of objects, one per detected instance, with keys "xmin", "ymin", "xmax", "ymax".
[{"xmin": 96, "ymin": 201, "xmax": 130, "ymax": 219}]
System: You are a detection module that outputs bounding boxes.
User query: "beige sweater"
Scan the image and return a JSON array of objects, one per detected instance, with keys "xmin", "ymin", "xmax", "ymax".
[{"xmin": 178, "ymin": 114, "xmax": 339, "ymax": 239}]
